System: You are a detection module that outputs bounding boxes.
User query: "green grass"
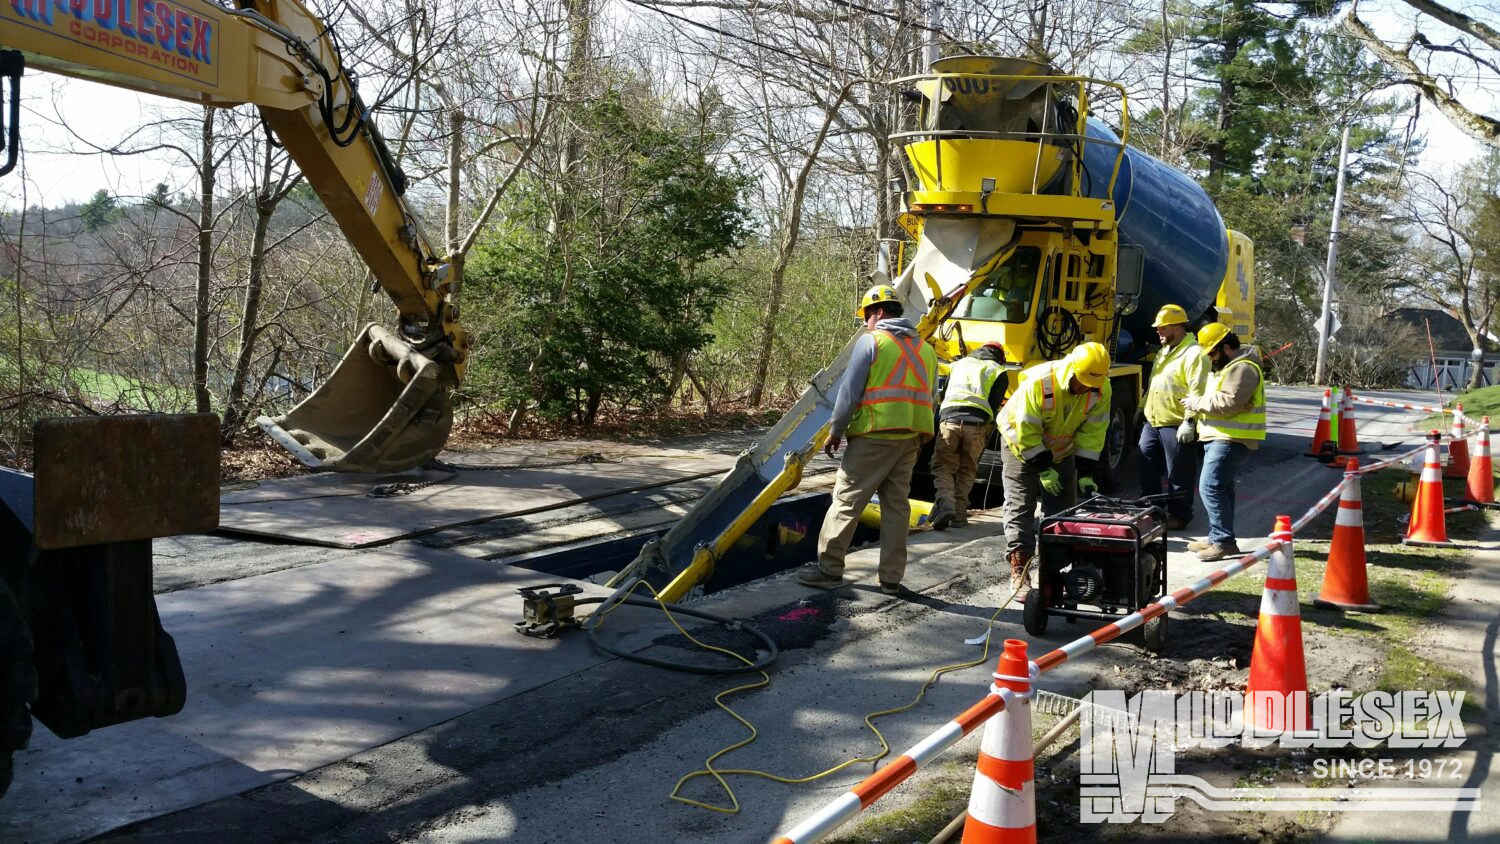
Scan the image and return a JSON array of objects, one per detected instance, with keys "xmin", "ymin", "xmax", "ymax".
[{"xmin": 1420, "ymin": 383, "xmax": 1500, "ymax": 429}]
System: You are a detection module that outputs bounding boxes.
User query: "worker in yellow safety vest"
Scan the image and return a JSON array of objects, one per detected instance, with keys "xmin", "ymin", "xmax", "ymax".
[
  {"xmin": 798, "ymin": 284, "xmax": 938, "ymax": 596},
  {"xmin": 1139, "ymin": 304, "xmax": 1210, "ymax": 531},
  {"xmin": 1181, "ymin": 324, "xmax": 1265, "ymax": 561},
  {"xmin": 996, "ymin": 342, "xmax": 1112, "ymax": 595},
  {"xmin": 931, "ymin": 342, "xmax": 1007, "ymax": 531}
]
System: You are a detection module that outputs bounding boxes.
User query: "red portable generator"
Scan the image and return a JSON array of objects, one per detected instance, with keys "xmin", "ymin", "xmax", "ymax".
[{"xmin": 1023, "ymin": 497, "xmax": 1169, "ymax": 653}]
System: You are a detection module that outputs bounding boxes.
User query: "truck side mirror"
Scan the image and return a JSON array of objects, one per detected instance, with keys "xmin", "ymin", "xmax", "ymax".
[{"xmin": 1115, "ymin": 244, "xmax": 1145, "ymax": 316}]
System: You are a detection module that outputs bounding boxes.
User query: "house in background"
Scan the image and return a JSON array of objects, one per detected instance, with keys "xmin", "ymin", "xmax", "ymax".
[{"xmin": 1388, "ymin": 307, "xmax": 1500, "ymax": 390}]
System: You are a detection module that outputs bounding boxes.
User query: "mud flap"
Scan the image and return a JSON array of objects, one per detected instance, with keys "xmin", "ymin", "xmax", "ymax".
[{"xmin": 258, "ymin": 323, "xmax": 455, "ymax": 474}]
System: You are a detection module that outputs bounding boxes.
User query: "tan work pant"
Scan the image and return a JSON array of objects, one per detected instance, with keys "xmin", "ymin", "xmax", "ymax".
[
  {"xmin": 931, "ymin": 419, "xmax": 990, "ymax": 518},
  {"xmin": 817, "ymin": 434, "xmax": 922, "ymax": 584}
]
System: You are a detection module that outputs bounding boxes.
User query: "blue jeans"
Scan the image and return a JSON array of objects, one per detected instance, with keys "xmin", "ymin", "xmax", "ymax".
[
  {"xmin": 1200, "ymin": 440, "xmax": 1251, "ymax": 546},
  {"xmin": 1139, "ymin": 423, "xmax": 1200, "ymax": 521}
]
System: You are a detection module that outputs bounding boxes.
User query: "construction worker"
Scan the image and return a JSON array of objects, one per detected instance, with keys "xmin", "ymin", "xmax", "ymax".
[
  {"xmin": 931, "ymin": 342, "xmax": 1007, "ymax": 531},
  {"xmin": 997, "ymin": 341, "xmax": 1112, "ymax": 593},
  {"xmin": 1139, "ymin": 304, "xmax": 1210, "ymax": 530},
  {"xmin": 798, "ymin": 284, "xmax": 938, "ymax": 595},
  {"xmin": 1181, "ymin": 325, "xmax": 1264, "ymax": 561}
]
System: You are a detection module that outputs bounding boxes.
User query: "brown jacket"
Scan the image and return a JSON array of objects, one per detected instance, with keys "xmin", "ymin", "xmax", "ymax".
[{"xmin": 1189, "ymin": 347, "xmax": 1264, "ymax": 450}]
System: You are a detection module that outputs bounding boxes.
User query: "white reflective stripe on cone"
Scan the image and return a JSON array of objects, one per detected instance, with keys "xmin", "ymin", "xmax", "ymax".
[
  {"xmin": 1335, "ymin": 504, "xmax": 1363, "ymax": 528},
  {"xmin": 967, "ymin": 779, "xmax": 1037, "ymax": 829},
  {"xmin": 1261, "ymin": 587, "xmax": 1301, "ymax": 617},
  {"xmin": 981, "ymin": 702, "xmax": 1031, "ymax": 762}
]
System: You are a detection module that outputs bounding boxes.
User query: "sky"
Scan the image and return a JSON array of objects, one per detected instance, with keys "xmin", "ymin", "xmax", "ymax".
[{"xmin": 1, "ymin": 0, "xmax": 1494, "ymax": 209}]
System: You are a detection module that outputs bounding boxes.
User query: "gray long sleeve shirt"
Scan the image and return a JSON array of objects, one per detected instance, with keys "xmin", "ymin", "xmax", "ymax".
[{"xmin": 828, "ymin": 318, "xmax": 934, "ymax": 438}]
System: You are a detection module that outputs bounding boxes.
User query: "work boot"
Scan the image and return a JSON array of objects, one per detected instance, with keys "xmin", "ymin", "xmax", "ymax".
[
  {"xmin": 1195, "ymin": 541, "xmax": 1240, "ymax": 562},
  {"xmin": 1007, "ymin": 550, "xmax": 1032, "ymax": 599},
  {"xmin": 1166, "ymin": 516, "xmax": 1191, "ymax": 531},
  {"xmin": 931, "ymin": 503, "xmax": 955, "ymax": 531},
  {"xmin": 951, "ymin": 513, "xmax": 969, "ymax": 527},
  {"xmin": 796, "ymin": 565, "xmax": 845, "ymax": 590},
  {"xmin": 1186, "ymin": 538, "xmax": 1211, "ymax": 552}
]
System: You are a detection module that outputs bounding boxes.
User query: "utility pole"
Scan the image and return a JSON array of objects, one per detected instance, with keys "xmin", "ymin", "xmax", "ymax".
[
  {"xmin": 924, "ymin": 0, "xmax": 942, "ymax": 70},
  {"xmin": 1313, "ymin": 125, "xmax": 1351, "ymax": 387}
]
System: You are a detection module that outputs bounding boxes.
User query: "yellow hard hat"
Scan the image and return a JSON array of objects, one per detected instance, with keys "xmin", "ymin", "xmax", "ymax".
[
  {"xmin": 857, "ymin": 285, "xmax": 901, "ymax": 317},
  {"xmin": 1198, "ymin": 323, "xmax": 1231, "ymax": 352},
  {"xmin": 1066, "ymin": 342, "xmax": 1111, "ymax": 389},
  {"xmin": 1152, "ymin": 304, "xmax": 1188, "ymax": 328}
]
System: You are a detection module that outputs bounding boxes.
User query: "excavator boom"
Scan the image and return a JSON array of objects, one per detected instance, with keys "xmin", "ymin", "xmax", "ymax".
[{"xmin": 1, "ymin": 0, "xmax": 466, "ymax": 472}]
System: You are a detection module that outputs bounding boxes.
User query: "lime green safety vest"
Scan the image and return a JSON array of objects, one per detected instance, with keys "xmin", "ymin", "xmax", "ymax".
[
  {"xmin": 846, "ymin": 330, "xmax": 937, "ymax": 438},
  {"xmin": 1144, "ymin": 336, "xmax": 1209, "ymax": 428},
  {"xmin": 940, "ymin": 356, "xmax": 1003, "ymax": 420},
  {"xmin": 998, "ymin": 360, "xmax": 1111, "ymax": 461},
  {"xmin": 1198, "ymin": 356, "xmax": 1266, "ymax": 442}
]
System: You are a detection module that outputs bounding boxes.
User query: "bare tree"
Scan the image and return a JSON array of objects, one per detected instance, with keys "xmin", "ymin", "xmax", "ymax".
[
  {"xmin": 1397, "ymin": 163, "xmax": 1500, "ymax": 388},
  {"xmin": 1342, "ymin": 1, "xmax": 1500, "ymax": 149}
]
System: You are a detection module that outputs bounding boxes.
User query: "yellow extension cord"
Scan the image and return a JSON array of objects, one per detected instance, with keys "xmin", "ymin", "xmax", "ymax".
[{"xmin": 592, "ymin": 560, "xmax": 1034, "ymax": 814}]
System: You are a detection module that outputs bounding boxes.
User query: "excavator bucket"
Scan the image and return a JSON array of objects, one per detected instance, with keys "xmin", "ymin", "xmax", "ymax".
[{"xmin": 258, "ymin": 324, "xmax": 455, "ymax": 474}]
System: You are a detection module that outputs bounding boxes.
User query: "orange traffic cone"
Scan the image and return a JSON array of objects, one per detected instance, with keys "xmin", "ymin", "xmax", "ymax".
[
  {"xmin": 1306, "ymin": 389, "xmax": 1333, "ymax": 459},
  {"xmin": 1446, "ymin": 405, "xmax": 1470, "ymax": 479},
  {"xmin": 1403, "ymin": 431, "xmax": 1455, "ymax": 547},
  {"xmin": 1465, "ymin": 416, "xmax": 1496, "ymax": 508},
  {"xmin": 1314, "ymin": 459, "xmax": 1379, "ymax": 612},
  {"xmin": 1245, "ymin": 516, "xmax": 1310, "ymax": 734},
  {"xmin": 1332, "ymin": 387, "xmax": 1362, "ymax": 466},
  {"xmin": 962, "ymin": 639, "xmax": 1035, "ymax": 844}
]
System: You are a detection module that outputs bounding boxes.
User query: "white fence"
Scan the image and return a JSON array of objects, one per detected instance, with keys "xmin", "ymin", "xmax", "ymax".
[{"xmin": 1407, "ymin": 356, "xmax": 1500, "ymax": 391}]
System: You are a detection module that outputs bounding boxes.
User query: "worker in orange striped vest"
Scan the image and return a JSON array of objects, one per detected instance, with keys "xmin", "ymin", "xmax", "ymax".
[{"xmin": 799, "ymin": 285, "xmax": 938, "ymax": 596}]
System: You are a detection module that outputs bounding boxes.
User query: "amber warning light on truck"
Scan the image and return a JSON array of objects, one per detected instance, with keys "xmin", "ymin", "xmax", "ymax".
[{"xmin": 9, "ymin": 0, "xmax": 215, "ymax": 78}]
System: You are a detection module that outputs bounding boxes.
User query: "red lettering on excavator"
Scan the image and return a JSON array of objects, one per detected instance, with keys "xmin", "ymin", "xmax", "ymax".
[
  {"xmin": 153, "ymin": 0, "xmax": 172, "ymax": 50},
  {"xmin": 92, "ymin": 0, "xmax": 115, "ymax": 29},
  {"xmin": 11, "ymin": 0, "xmax": 53, "ymax": 25},
  {"xmin": 192, "ymin": 15, "xmax": 210, "ymax": 62}
]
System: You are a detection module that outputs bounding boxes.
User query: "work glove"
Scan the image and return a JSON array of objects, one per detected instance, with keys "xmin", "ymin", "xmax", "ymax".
[
  {"xmin": 1040, "ymin": 468, "xmax": 1062, "ymax": 496},
  {"xmin": 1078, "ymin": 476, "xmax": 1099, "ymax": 497},
  {"xmin": 1177, "ymin": 419, "xmax": 1197, "ymax": 444}
]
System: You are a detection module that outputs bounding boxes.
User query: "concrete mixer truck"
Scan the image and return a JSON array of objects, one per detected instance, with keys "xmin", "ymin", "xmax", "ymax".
[
  {"xmin": 894, "ymin": 55, "xmax": 1256, "ymax": 490},
  {"xmin": 618, "ymin": 56, "xmax": 1255, "ymax": 602}
]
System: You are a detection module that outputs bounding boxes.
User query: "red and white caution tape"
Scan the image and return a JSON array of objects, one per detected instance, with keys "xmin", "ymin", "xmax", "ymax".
[
  {"xmin": 771, "ymin": 679, "xmax": 1031, "ymax": 844},
  {"xmin": 1348, "ymin": 393, "xmax": 1447, "ymax": 415}
]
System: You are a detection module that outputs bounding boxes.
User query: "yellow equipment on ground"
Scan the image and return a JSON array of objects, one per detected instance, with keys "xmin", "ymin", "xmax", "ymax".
[{"xmin": 2, "ymin": 0, "xmax": 465, "ymax": 473}]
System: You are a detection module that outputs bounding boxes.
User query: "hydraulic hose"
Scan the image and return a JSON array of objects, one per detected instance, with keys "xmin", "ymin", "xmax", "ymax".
[{"xmin": 579, "ymin": 582, "xmax": 779, "ymax": 676}]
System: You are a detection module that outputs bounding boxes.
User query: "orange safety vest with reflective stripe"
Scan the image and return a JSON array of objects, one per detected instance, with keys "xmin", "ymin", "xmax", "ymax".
[{"xmin": 846, "ymin": 330, "xmax": 937, "ymax": 438}]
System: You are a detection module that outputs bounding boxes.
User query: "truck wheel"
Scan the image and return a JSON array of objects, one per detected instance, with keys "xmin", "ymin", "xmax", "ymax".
[
  {"xmin": 0, "ymin": 580, "xmax": 35, "ymax": 799},
  {"xmin": 1096, "ymin": 392, "xmax": 1137, "ymax": 493}
]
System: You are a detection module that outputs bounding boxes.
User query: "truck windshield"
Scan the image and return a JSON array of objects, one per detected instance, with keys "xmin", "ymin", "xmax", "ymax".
[{"xmin": 954, "ymin": 247, "xmax": 1042, "ymax": 324}]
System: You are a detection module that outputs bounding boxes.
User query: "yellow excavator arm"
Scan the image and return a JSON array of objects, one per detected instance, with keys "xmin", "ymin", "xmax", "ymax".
[{"xmin": 1, "ymin": 0, "xmax": 466, "ymax": 473}]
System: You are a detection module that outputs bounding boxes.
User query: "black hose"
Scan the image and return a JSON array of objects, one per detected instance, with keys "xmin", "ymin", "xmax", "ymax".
[{"xmin": 580, "ymin": 595, "xmax": 779, "ymax": 676}]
